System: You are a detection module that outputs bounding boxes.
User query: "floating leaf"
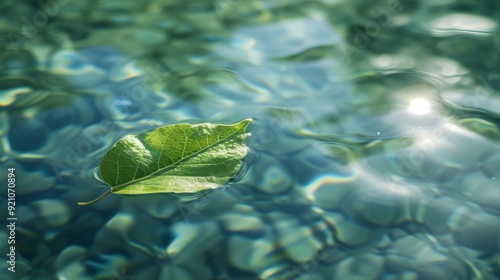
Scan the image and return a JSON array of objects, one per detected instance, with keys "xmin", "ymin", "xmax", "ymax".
[{"xmin": 78, "ymin": 119, "xmax": 252, "ymax": 205}]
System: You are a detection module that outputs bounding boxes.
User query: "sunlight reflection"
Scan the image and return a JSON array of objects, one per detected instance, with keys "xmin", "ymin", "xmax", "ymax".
[{"xmin": 409, "ymin": 98, "xmax": 430, "ymax": 115}]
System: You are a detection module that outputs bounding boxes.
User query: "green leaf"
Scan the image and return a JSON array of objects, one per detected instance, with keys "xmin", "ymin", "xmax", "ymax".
[{"xmin": 78, "ymin": 119, "xmax": 252, "ymax": 206}]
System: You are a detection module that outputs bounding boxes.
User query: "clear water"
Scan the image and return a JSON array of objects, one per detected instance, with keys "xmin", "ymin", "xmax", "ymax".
[{"xmin": 1, "ymin": 0, "xmax": 499, "ymax": 279}]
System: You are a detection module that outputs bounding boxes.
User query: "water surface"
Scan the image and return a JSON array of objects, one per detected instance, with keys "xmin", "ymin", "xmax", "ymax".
[{"xmin": 1, "ymin": 0, "xmax": 499, "ymax": 279}]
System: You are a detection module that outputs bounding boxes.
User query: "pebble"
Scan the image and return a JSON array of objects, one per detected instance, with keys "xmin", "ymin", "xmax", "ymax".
[
  {"xmin": 385, "ymin": 254, "xmax": 411, "ymax": 274},
  {"xmin": 188, "ymin": 188, "xmax": 239, "ymax": 217},
  {"xmin": 167, "ymin": 223, "xmax": 201, "ymax": 256},
  {"xmin": 391, "ymin": 235, "xmax": 447, "ymax": 263},
  {"xmin": 431, "ymin": 127, "xmax": 491, "ymax": 171},
  {"xmin": 296, "ymin": 143, "xmax": 339, "ymax": 173},
  {"xmin": 413, "ymin": 197, "xmax": 460, "ymax": 233},
  {"xmin": 42, "ymin": 106, "xmax": 75, "ymax": 130},
  {"xmin": 94, "ymin": 211, "xmax": 156, "ymax": 258},
  {"xmin": 333, "ymin": 254, "xmax": 384, "ymax": 280},
  {"xmin": 334, "ymin": 219, "xmax": 374, "ymax": 247},
  {"xmin": 159, "ymin": 265, "xmax": 192, "ymax": 280},
  {"xmin": 307, "ymin": 176, "xmax": 354, "ymax": 210},
  {"xmin": 55, "ymin": 245, "xmax": 87, "ymax": 280},
  {"xmin": 481, "ymin": 152, "xmax": 500, "ymax": 178},
  {"xmin": 415, "ymin": 264, "xmax": 459, "ymax": 280},
  {"xmin": 219, "ymin": 213, "xmax": 265, "ymax": 235},
  {"xmin": 456, "ymin": 170, "xmax": 485, "ymax": 196},
  {"xmin": 1, "ymin": 49, "xmax": 37, "ymax": 71},
  {"xmin": 47, "ymin": 49, "xmax": 106, "ymax": 88},
  {"xmin": 125, "ymin": 195, "xmax": 179, "ymax": 218},
  {"xmin": 227, "ymin": 235, "xmax": 257, "ymax": 271},
  {"xmin": 167, "ymin": 221, "xmax": 221, "ymax": 263},
  {"xmin": 228, "ymin": 234, "xmax": 281, "ymax": 272},
  {"xmin": 31, "ymin": 199, "xmax": 71, "ymax": 227},
  {"xmin": 449, "ymin": 208, "xmax": 500, "ymax": 251},
  {"xmin": 105, "ymin": 212, "xmax": 134, "ymax": 233},
  {"xmin": 376, "ymin": 234, "xmax": 392, "ymax": 249},
  {"xmin": 352, "ymin": 192, "xmax": 398, "ymax": 226},
  {"xmin": 90, "ymin": 254, "xmax": 129, "ymax": 279},
  {"xmin": 270, "ymin": 212, "xmax": 323, "ymax": 263},
  {"xmin": 16, "ymin": 170, "xmax": 55, "ymax": 195},
  {"xmin": 263, "ymin": 128, "xmax": 310, "ymax": 155},
  {"xmin": 8, "ymin": 118, "xmax": 48, "ymax": 152},
  {"xmin": 252, "ymin": 153, "xmax": 292, "ymax": 194},
  {"xmin": 468, "ymin": 179, "xmax": 500, "ymax": 214},
  {"xmin": 182, "ymin": 261, "xmax": 214, "ymax": 280}
]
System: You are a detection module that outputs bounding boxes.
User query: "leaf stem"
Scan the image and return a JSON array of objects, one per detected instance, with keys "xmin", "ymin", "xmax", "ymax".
[{"xmin": 77, "ymin": 189, "xmax": 112, "ymax": 206}]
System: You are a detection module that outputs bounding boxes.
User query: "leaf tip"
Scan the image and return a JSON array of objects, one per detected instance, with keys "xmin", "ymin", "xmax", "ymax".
[{"xmin": 239, "ymin": 118, "xmax": 253, "ymax": 128}]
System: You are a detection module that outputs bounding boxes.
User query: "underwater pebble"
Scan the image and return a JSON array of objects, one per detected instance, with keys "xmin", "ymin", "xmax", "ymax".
[
  {"xmin": 187, "ymin": 188, "xmax": 239, "ymax": 217},
  {"xmin": 159, "ymin": 265, "xmax": 192, "ymax": 280},
  {"xmin": 134, "ymin": 265, "xmax": 159, "ymax": 280},
  {"xmin": 55, "ymin": 245, "xmax": 87, "ymax": 280},
  {"xmin": 43, "ymin": 106, "xmax": 75, "ymax": 130},
  {"xmin": 263, "ymin": 132, "xmax": 310, "ymax": 155},
  {"xmin": 391, "ymin": 235, "xmax": 447, "ymax": 263},
  {"xmin": 401, "ymin": 271, "xmax": 419, "ymax": 280},
  {"xmin": 16, "ymin": 205, "xmax": 35, "ymax": 223},
  {"xmin": 392, "ymin": 196, "xmax": 413, "ymax": 224},
  {"xmin": 481, "ymin": 152, "xmax": 500, "ymax": 178},
  {"xmin": 376, "ymin": 234, "xmax": 392, "ymax": 249},
  {"xmin": 228, "ymin": 233, "xmax": 288, "ymax": 278},
  {"xmin": 94, "ymin": 211, "xmax": 155, "ymax": 258},
  {"xmin": 0, "ymin": 49, "xmax": 37, "ymax": 71},
  {"xmin": 31, "ymin": 199, "xmax": 71, "ymax": 227},
  {"xmin": 390, "ymin": 235, "xmax": 424, "ymax": 257},
  {"xmin": 16, "ymin": 171, "xmax": 56, "ymax": 195},
  {"xmin": 252, "ymin": 154, "xmax": 292, "ymax": 194},
  {"xmin": 219, "ymin": 213, "xmax": 265, "ymax": 235},
  {"xmin": 456, "ymin": 170, "xmax": 486, "ymax": 196},
  {"xmin": 167, "ymin": 221, "xmax": 221, "ymax": 263},
  {"xmin": 227, "ymin": 235, "xmax": 258, "ymax": 271},
  {"xmin": 91, "ymin": 254, "xmax": 129, "ymax": 279},
  {"xmin": 352, "ymin": 192, "xmax": 398, "ymax": 226},
  {"xmin": 335, "ymin": 219, "xmax": 373, "ymax": 247},
  {"xmin": 385, "ymin": 255, "xmax": 412, "ymax": 274},
  {"xmin": 468, "ymin": 179, "xmax": 500, "ymax": 214},
  {"xmin": 47, "ymin": 49, "xmax": 106, "ymax": 87},
  {"xmin": 413, "ymin": 197, "xmax": 460, "ymax": 233},
  {"xmin": 333, "ymin": 254, "xmax": 384, "ymax": 280},
  {"xmin": 182, "ymin": 261, "xmax": 214, "ymax": 280},
  {"xmin": 309, "ymin": 179, "xmax": 354, "ymax": 210},
  {"xmin": 125, "ymin": 195, "xmax": 179, "ymax": 218},
  {"xmin": 105, "ymin": 212, "xmax": 134, "ymax": 233},
  {"xmin": 8, "ymin": 118, "xmax": 48, "ymax": 152},
  {"xmin": 296, "ymin": 144, "xmax": 340, "ymax": 173},
  {"xmin": 321, "ymin": 210, "xmax": 345, "ymax": 226},
  {"xmin": 450, "ymin": 209, "xmax": 500, "ymax": 251},
  {"xmin": 415, "ymin": 264, "xmax": 459, "ymax": 280},
  {"xmin": 270, "ymin": 212, "xmax": 323, "ymax": 263},
  {"xmin": 167, "ymin": 223, "xmax": 201, "ymax": 255}
]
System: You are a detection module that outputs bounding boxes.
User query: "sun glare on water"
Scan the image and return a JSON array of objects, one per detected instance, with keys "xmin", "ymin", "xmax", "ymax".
[{"xmin": 409, "ymin": 98, "xmax": 430, "ymax": 115}]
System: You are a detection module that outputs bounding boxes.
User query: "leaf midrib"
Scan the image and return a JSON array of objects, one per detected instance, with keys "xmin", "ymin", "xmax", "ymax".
[{"xmin": 111, "ymin": 124, "xmax": 247, "ymax": 192}]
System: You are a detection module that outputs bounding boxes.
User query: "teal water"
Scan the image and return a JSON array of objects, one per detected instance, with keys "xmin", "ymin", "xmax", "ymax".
[{"xmin": 1, "ymin": 0, "xmax": 500, "ymax": 279}]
